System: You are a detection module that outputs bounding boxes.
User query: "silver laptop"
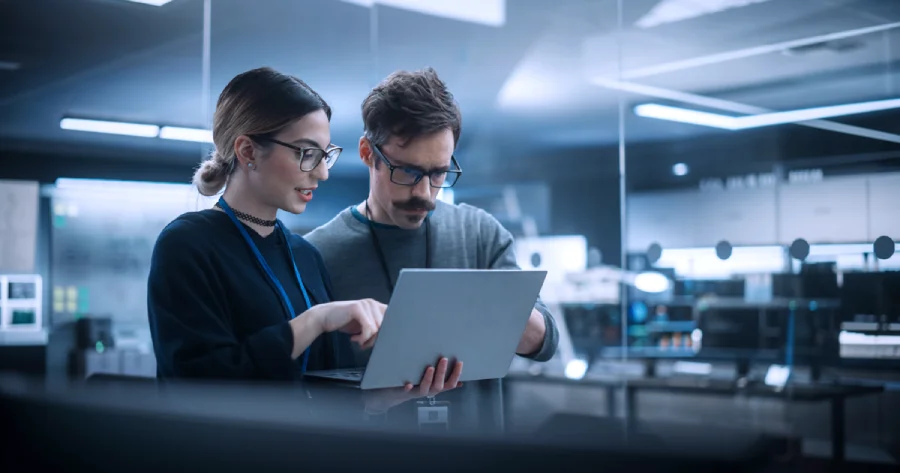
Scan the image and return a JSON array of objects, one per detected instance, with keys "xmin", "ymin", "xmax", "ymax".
[{"xmin": 304, "ymin": 268, "xmax": 547, "ymax": 390}]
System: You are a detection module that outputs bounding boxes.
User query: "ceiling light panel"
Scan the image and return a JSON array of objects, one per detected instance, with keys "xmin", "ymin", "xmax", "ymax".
[
  {"xmin": 60, "ymin": 118, "xmax": 160, "ymax": 138},
  {"xmin": 121, "ymin": 0, "xmax": 174, "ymax": 6},
  {"xmin": 159, "ymin": 126, "xmax": 213, "ymax": 143},
  {"xmin": 339, "ymin": 0, "xmax": 505, "ymax": 26},
  {"xmin": 636, "ymin": 0, "xmax": 775, "ymax": 29},
  {"xmin": 634, "ymin": 98, "xmax": 900, "ymax": 130}
]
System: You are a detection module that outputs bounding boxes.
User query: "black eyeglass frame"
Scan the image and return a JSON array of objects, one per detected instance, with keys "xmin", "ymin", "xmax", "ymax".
[
  {"xmin": 251, "ymin": 135, "xmax": 343, "ymax": 172},
  {"xmin": 370, "ymin": 143, "xmax": 462, "ymax": 188}
]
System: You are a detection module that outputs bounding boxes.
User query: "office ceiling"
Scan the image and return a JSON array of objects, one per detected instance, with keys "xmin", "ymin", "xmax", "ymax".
[{"xmin": 1, "ymin": 0, "xmax": 899, "ymax": 182}]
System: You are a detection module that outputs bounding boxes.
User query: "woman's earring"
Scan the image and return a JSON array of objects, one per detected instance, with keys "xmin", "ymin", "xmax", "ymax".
[{"xmin": 248, "ymin": 162, "xmax": 254, "ymax": 170}]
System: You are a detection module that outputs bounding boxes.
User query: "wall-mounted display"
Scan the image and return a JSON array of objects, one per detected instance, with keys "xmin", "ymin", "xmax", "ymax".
[{"xmin": 0, "ymin": 274, "xmax": 42, "ymax": 331}]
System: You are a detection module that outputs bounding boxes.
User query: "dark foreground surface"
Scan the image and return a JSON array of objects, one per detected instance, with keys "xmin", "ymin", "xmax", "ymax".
[{"xmin": 2, "ymin": 372, "xmax": 895, "ymax": 473}]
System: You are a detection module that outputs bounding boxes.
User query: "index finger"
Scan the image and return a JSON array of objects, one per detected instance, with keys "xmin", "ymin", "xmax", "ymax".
[{"xmin": 372, "ymin": 303, "xmax": 386, "ymax": 328}]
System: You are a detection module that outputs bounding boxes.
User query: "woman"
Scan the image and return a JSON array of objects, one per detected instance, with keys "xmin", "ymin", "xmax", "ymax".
[{"xmin": 147, "ymin": 68, "xmax": 459, "ymax": 409}]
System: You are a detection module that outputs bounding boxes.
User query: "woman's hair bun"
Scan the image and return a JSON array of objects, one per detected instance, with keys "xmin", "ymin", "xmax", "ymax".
[{"xmin": 192, "ymin": 151, "xmax": 230, "ymax": 196}]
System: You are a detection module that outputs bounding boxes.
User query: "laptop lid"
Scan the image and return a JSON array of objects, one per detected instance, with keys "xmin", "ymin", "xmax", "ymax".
[{"xmin": 360, "ymin": 269, "xmax": 547, "ymax": 390}]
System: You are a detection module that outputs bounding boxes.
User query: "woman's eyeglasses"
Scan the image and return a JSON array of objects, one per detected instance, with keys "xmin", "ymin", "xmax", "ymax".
[{"xmin": 252, "ymin": 136, "xmax": 342, "ymax": 172}]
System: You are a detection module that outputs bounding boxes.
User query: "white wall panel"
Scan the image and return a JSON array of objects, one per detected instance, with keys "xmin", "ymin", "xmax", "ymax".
[
  {"xmin": 777, "ymin": 176, "xmax": 868, "ymax": 244},
  {"xmin": 868, "ymin": 173, "xmax": 900, "ymax": 242},
  {"xmin": 695, "ymin": 187, "xmax": 778, "ymax": 246},
  {"xmin": 627, "ymin": 190, "xmax": 700, "ymax": 251}
]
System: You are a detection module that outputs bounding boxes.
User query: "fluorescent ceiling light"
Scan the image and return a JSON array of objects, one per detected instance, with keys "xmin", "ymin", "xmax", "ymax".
[
  {"xmin": 60, "ymin": 118, "xmax": 159, "ymax": 138},
  {"xmin": 592, "ymin": 78, "xmax": 900, "ymax": 144},
  {"xmin": 338, "ymin": 0, "xmax": 505, "ymax": 27},
  {"xmin": 621, "ymin": 22, "xmax": 900, "ymax": 79},
  {"xmin": 637, "ymin": 104, "xmax": 736, "ymax": 129},
  {"xmin": 122, "ymin": 0, "xmax": 174, "ymax": 6},
  {"xmin": 159, "ymin": 126, "xmax": 213, "ymax": 143},
  {"xmin": 60, "ymin": 118, "xmax": 214, "ymax": 143},
  {"xmin": 636, "ymin": 0, "xmax": 774, "ymax": 29},
  {"xmin": 635, "ymin": 98, "xmax": 900, "ymax": 130}
]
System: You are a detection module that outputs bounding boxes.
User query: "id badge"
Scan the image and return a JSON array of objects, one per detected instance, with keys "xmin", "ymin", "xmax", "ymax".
[{"xmin": 416, "ymin": 397, "xmax": 450, "ymax": 431}]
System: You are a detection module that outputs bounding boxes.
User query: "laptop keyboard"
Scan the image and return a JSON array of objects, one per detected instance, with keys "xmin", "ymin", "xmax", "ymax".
[{"xmin": 336, "ymin": 370, "xmax": 363, "ymax": 379}]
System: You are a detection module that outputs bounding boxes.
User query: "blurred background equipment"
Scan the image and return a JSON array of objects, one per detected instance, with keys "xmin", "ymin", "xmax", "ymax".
[
  {"xmin": 1, "ymin": 274, "xmax": 42, "ymax": 333},
  {"xmin": 2, "ymin": 0, "xmax": 900, "ymax": 468}
]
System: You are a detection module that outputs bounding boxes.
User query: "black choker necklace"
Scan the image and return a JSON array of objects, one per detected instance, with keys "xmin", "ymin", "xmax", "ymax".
[{"xmin": 215, "ymin": 201, "xmax": 277, "ymax": 227}]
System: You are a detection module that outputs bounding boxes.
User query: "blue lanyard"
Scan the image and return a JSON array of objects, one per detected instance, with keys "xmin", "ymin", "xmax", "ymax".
[{"xmin": 217, "ymin": 197, "xmax": 312, "ymax": 374}]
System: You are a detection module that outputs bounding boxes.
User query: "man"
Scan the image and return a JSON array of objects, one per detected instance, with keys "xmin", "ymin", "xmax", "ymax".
[{"xmin": 305, "ymin": 67, "xmax": 559, "ymax": 428}]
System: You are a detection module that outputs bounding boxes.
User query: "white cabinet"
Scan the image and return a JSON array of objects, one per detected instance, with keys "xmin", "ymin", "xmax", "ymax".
[
  {"xmin": 627, "ymin": 191, "xmax": 700, "ymax": 251},
  {"xmin": 695, "ymin": 187, "xmax": 778, "ymax": 246},
  {"xmin": 628, "ymin": 187, "xmax": 778, "ymax": 250},
  {"xmin": 777, "ymin": 176, "xmax": 869, "ymax": 244},
  {"xmin": 627, "ymin": 173, "xmax": 900, "ymax": 251},
  {"xmin": 868, "ymin": 173, "xmax": 900, "ymax": 242}
]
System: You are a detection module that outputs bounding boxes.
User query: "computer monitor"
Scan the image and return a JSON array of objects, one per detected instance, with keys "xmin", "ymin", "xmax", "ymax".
[
  {"xmin": 837, "ymin": 272, "xmax": 900, "ymax": 368},
  {"xmin": 840, "ymin": 272, "xmax": 900, "ymax": 327},
  {"xmin": 564, "ymin": 304, "xmax": 622, "ymax": 360},
  {"xmin": 697, "ymin": 307, "xmax": 764, "ymax": 360},
  {"xmin": 675, "ymin": 279, "xmax": 745, "ymax": 298}
]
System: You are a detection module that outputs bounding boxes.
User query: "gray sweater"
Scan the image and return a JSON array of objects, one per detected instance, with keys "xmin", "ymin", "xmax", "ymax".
[{"xmin": 304, "ymin": 200, "xmax": 559, "ymax": 367}]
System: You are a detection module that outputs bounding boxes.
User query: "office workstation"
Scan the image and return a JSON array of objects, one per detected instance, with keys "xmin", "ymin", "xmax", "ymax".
[{"xmin": 2, "ymin": 1, "xmax": 900, "ymax": 472}]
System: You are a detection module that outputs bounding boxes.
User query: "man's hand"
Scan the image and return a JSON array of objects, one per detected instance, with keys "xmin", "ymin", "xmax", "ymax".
[
  {"xmin": 363, "ymin": 357, "xmax": 463, "ymax": 413},
  {"xmin": 516, "ymin": 309, "xmax": 547, "ymax": 356}
]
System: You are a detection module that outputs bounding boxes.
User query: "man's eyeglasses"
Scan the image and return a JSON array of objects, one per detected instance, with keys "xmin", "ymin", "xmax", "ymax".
[
  {"xmin": 252, "ymin": 136, "xmax": 342, "ymax": 172},
  {"xmin": 371, "ymin": 144, "xmax": 462, "ymax": 188}
]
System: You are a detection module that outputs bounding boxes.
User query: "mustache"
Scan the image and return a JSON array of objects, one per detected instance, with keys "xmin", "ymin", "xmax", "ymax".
[{"xmin": 394, "ymin": 197, "xmax": 436, "ymax": 211}]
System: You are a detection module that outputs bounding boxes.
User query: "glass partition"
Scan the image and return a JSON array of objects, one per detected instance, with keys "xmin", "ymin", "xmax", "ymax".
[
  {"xmin": 621, "ymin": 0, "xmax": 900, "ymax": 386},
  {"xmin": 367, "ymin": 1, "xmax": 627, "ymax": 378},
  {"xmin": 26, "ymin": 0, "xmax": 211, "ymax": 378}
]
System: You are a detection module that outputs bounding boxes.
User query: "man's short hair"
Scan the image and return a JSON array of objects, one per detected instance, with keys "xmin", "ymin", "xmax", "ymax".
[{"xmin": 362, "ymin": 67, "xmax": 462, "ymax": 148}]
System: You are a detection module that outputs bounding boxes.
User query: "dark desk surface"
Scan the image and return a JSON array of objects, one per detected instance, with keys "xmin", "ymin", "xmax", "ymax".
[
  {"xmin": 506, "ymin": 374, "xmax": 886, "ymax": 402},
  {"xmin": 0, "ymin": 372, "xmax": 788, "ymax": 473}
]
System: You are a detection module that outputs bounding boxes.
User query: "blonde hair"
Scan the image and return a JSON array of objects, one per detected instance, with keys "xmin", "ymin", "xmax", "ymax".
[
  {"xmin": 192, "ymin": 67, "xmax": 332, "ymax": 196},
  {"xmin": 193, "ymin": 150, "xmax": 233, "ymax": 197}
]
